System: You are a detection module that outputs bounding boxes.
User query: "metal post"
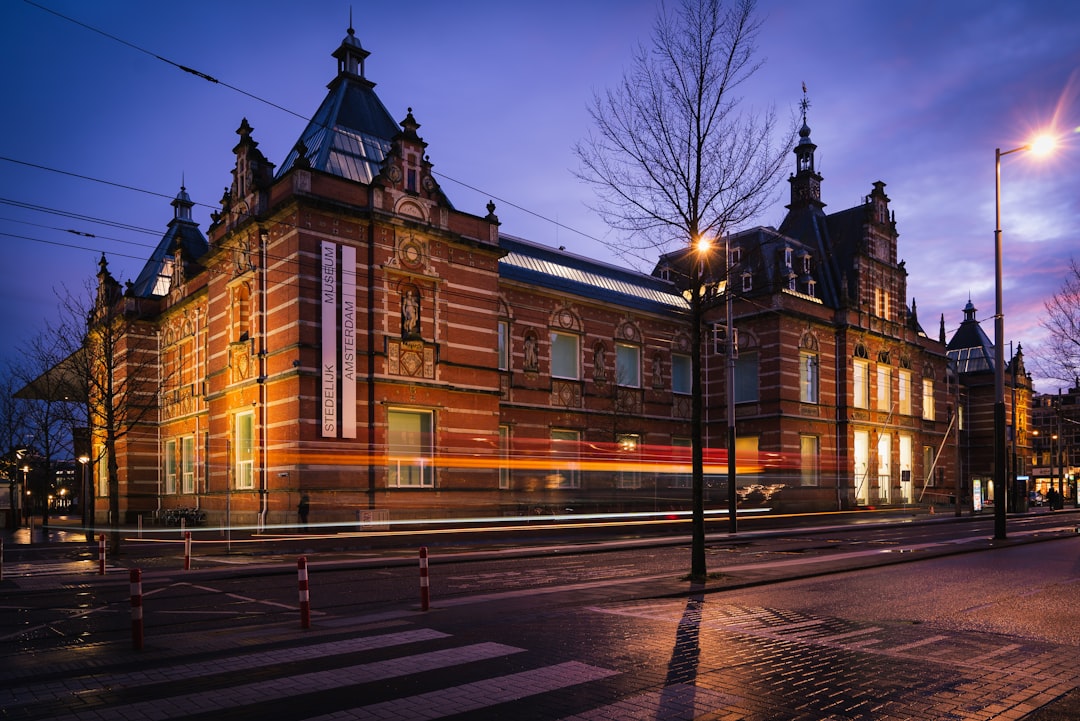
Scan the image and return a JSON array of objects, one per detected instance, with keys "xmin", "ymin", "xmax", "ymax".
[
  {"xmin": 992, "ymin": 147, "xmax": 1008, "ymax": 539},
  {"xmin": 726, "ymin": 236, "xmax": 737, "ymax": 534}
]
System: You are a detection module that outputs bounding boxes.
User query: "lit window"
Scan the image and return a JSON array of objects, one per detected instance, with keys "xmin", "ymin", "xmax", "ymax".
[
  {"xmin": 922, "ymin": 378, "xmax": 935, "ymax": 420},
  {"xmin": 498, "ymin": 425, "xmax": 510, "ymax": 489},
  {"xmin": 853, "ymin": 359, "xmax": 870, "ymax": 409},
  {"xmin": 800, "ymin": 435, "xmax": 820, "ymax": 486},
  {"xmin": 898, "ymin": 369, "xmax": 912, "ymax": 415},
  {"xmin": 616, "ymin": 434, "xmax": 641, "ymax": 488},
  {"xmin": 550, "ymin": 331, "xmax": 580, "ymax": 379},
  {"xmin": 615, "ymin": 343, "xmax": 640, "ymax": 387},
  {"xmin": 235, "ymin": 412, "xmax": 254, "ymax": 489},
  {"xmin": 388, "ymin": 409, "xmax": 434, "ymax": 487},
  {"xmin": 876, "ymin": 366, "xmax": 891, "ymax": 411}
]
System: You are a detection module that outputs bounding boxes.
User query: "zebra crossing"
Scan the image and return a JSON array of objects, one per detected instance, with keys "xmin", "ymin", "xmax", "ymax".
[{"xmin": 2, "ymin": 620, "xmax": 623, "ymax": 721}]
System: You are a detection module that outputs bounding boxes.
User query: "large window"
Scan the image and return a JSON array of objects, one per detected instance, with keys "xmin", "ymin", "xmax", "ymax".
[
  {"xmin": 800, "ymin": 435, "xmax": 820, "ymax": 486},
  {"xmin": 388, "ymin": 409, "xmax": 434, "ymax": 487},
  {"xmin": 550, "ymin": 331, "xmax": 580, "ymax": 379},
  {"xmin": 734, "ymin": 352, "xmax": 759, "ymax": 403},
  {"xmin": 922, "ymin": 378, "xmax": 935, "ymax": 420},
  {"xmin": 671, "ymin": 353, "xmax": 691, "ymax": 395},
  {"xmin": 799, "ymin": 351, "xmax": 819, "ymax": 404},
  {"xmin": 876, "ymin": 365, "xmax": 891, "ymax": 411},
  {"xmin": 898, "ymin": 369, "xmax": 912, "ymax": 415},
  {"xmin": 615, "ymin": 343, "xmax": 640, "ymax": 388},
  {"xmin": 235, "ymin": 412, "xmax": 254, "ymax": 490},
  {"xmin": 853, "ymin": 358, "xmax": 870, "ymax": 409},
  {"xmin": 164, "ymin": 439, "xmax": 177, "ymax": 495},
  {"xmin": 877, "ymin": 432, "xmax": 892, "ymax": 503},
  {"xmin": 550, "ymin": 429, "xmax": 580, "ymax": 488},
  {"xmin": 181, "ymin": 436, "xmax": 195, "ymax": 494}
]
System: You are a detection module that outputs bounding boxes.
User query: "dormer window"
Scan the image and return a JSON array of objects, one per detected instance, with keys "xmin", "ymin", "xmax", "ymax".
[
  {"xmin": 807, "ymin": 279, "xmax": 817, "ymax": 297},
  {"xmin": 802, "ymin": 254, "xmax": 811, "ymax": 273},
  {"xmin": 741, "ymin": 272, "xmax": 752, "ymax": 293},
  {"xmin": 731, "ymin": 246, "xmax": 742, "ymax": 265},
  {"xmin": 788, "ymin": 274, "xmax": 797, "ymax": 291},
  {"xmin": 784, "ymin": 247, "xmax": 793, "ymax": 268}
]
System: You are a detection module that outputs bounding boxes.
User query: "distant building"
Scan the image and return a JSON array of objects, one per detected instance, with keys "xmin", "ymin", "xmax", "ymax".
[
  {"xmin": 84, "ymin": 26, "xmax": 960, "ymax": 526},
  {"xmin": 1030, "ymin": 383, "xmax": 1080, "ymax": 503}
]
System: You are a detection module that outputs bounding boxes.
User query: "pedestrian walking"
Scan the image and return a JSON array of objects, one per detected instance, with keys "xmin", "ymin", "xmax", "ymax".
[{"xmin": 297, "ymin": 494, "xmax": 310, "ymax": 530}]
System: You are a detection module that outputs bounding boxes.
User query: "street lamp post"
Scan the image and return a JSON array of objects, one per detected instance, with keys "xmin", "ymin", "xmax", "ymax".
[
  {"xmin": 78, "ymin": 455, "xmax": 89, "ymax": 532},
  {"xmin": 992, "ymin": 136, "xmax": 1055, "ymax": 539},
  {"xmin": 725, "ymin": 236, "xmax": 737, "ymax": 534}
]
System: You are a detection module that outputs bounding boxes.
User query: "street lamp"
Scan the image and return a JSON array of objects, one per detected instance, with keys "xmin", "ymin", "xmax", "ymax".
[
  {"xmin": 688, "ymin": 234, "xmax": 711, "ymax": 580},
  {"xmin": 78, "ymin": 455, "xmax": 90, "ymax": 532},
  {"xmin": 724, "ymin": 235, "xmax": 737, "ymax": 534},
  {"xmin": 992, "ymin": 135, "xmax": 1055, "ymax": 539}
]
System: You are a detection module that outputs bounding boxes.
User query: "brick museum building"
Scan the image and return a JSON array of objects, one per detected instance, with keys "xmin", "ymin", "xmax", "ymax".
[{"xmin": 83, "ymin": 26, "xmax": 966, "ymax": 528}]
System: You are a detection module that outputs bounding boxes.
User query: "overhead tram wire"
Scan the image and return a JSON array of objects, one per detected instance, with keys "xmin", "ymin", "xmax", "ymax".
[{"xmin": 18, "ymin": 1, "xmax": 607, "ymax": 249}]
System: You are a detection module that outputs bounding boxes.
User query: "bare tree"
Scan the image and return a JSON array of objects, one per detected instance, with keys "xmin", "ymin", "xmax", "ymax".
[
  {"xmin": 574, "ymin": 0, "xmax": 793, "ymax": 580},
  {"xmin": 1036, "ymin": 258, "xmax": 1080, "ymax": 387},
  {"xmin": 52, "ymin": 259, "xmax": 161, "ymax": 551}
]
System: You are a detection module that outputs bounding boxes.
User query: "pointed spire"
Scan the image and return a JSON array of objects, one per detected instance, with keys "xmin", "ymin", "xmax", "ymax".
[
  {"xmin": 939, "ymin": 313, "xmax": 946, "ymax": 344},
  {"xmin": 786, "ymin": 82, "xmax": 823, "ymax": 210}
]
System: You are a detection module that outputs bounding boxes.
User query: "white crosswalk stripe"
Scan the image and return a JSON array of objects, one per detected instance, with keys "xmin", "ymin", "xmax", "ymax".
[{"xmin": 5, "ymin": 625, "xmax": 623, "ymax": 721}]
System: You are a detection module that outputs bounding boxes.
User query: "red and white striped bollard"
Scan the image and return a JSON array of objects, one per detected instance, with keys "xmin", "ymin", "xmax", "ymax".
[
  {"xmin": 298, "ymin": 557, "xmax": 310, "ymax": 629},
  {"xmin": 183, "ymin": 531, "xmax": 192, "ymax": 570},
  {"xmin": 419, "ymin": 546, "xmax": 430, "ymax": 611},
  {"xmin": 130, "ymin": 568, "xmax": 144, "ymax": 650},
  {"xmin": 98, "ymin": 533, "xmax": 106, "ymax": 575}
]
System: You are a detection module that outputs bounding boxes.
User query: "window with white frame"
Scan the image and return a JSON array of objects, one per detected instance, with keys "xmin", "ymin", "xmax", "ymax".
[
  {"xmin": 922, "ymin": 378, "xmax": 935, "ymax": 420},
  {"xmin": 784, "ymin": 247, "xmax": 793, "ymax": 267},
  {"xmin": 876, "ymin": 365, "xmax": 891, "ymax": 411},
  {"xmin": 853, "ymin": 358, "xmax": 870, "ymax": 409},
  {"xmin": 671, "ymin": 353, "xmax": 691, "ymax": 395},
  {"xmin": 615, "ymin": 343, "xmax": 640, "ymax": 388},
  {"xmin": 181, "ymin": 436, "xmax": 195, "ymax": 494},
  {"xmin": 235, "ymin": 412, "xmax": 254, "ymax": 489},
  {"xmin": 898, "ymin": 369, "xmax": 912, "ymax": 415},
  {"xmin": 799, "ymin": 351, "xmax": 819, "ymax": 404},
  {"xmin": 550, "ymin": 429, "xmax": 580, "ymax": 488},
  {"xmin": 497, "ymin": 320, "xmax": 509, "ymax": 371},
  {"xmin": 388, "ymin": 409, "xmax": 434, "ymax": 487},
  {"xmin": 741, "ymin": 272, "xmax": 752, "ymax": 292},
  {"xmin": 164, "ymin": 439, "xmax": 177, "ymax": 495},
  {"xmin": 550, "ymin": 331, "xmax": 580, "ymax": 379}
]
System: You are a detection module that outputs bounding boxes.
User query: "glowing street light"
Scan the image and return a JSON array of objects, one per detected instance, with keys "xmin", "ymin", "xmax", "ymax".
[{"xmin": 993, "ymin": 133, "xmax": 1056, "ymax": 539}]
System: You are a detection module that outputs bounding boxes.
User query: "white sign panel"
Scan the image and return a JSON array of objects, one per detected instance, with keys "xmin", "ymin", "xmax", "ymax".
[
  {"xmin": 321, "ymin": 241, "xmax": 337, "ymax": 437},
  {"xmin": 341, "ymin": 245, "xmax": 357, "ymax": 438}
]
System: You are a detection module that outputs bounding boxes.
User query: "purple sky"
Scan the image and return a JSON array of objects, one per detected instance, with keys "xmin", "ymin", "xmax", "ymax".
[{"xmin": 2, "ymin": 1, "xmax": 1077, "ymax": 392}]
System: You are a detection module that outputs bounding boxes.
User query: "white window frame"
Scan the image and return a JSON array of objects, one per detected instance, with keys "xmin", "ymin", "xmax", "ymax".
[
  {"xmin": 497, "ymin": 320, "xmax": 509, "ymax": 371},
  {"xmin": 853, "ymin": 358, "xmax": 870, "ymax": 409},
  {"xmin": 876, "ymin": 365, "xmax": 891, "ymax": 411},
  {"xmin": 388, "ymin": 409, "xmax": 435, "ymax": 488},
  {"xmin": 235, "ymin": 411, "xmax": 254, "ymax": 490},
  {"xmin": 550, "ymin": 331, "xmax": 580, "ymax": 380},
  {"xmin": 799, "ymin": 351, "xmax": 819, "ymax": 404},
  {"xmin": 898, "ymin": 369, "xmax": 912, "ymax": 415},
  {"xmin": 181, "ymin": 436, "xmax": 195, "ymax": 494},
  {"xmin": 922, "ymin": 378, "xmax": 935, "ymax": 420},
  {"xmin": 615, "ymin": 343, "xmax": 641, "ymax": 388},
  {"xmin": 164, "ymin": 439, "xmax": 177, "ymax": 495}
]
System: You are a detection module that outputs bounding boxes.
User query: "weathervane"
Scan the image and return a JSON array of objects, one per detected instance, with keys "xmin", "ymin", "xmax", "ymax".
[{"xmin": 800, "ymin": 82, "xmax": 810, "ymax": 122}]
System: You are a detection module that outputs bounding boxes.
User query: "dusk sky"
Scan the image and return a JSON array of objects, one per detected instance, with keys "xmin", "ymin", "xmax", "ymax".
[{"xmin": 2, "ymin": 0, "xmax": 1077, "ymax": 392}]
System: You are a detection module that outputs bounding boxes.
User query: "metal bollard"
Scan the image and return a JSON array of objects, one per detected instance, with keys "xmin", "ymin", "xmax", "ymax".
[
  {"xmin": 419, "ymin": 546, "xmax": 430, "ymax": 611},
  {"xmin": 298, "ymin": 557, "xmax": 311, "ymax": 629},
  {"xmin": 98, "ymin": 534, "xmax": 106, "ymax": 575},
  {"xmin": 183, "ymin": 531, "xmax": 192, "ymax": 570},
  {"xmin": 130, "ymin": 568, "xmax": 144, "ymax": 650}
]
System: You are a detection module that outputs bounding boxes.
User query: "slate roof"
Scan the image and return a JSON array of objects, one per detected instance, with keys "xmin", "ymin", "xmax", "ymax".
[
  {"xmin": 130, "ymin": 187, "xmax": 208, "ymax": 298},
  {"xmin": 946, "ymin": 299, "xmax": 996, "ymax": 374},
  {"xmin": 276, "ymin": 27, "xmax": 398, "ymax": 184}
]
